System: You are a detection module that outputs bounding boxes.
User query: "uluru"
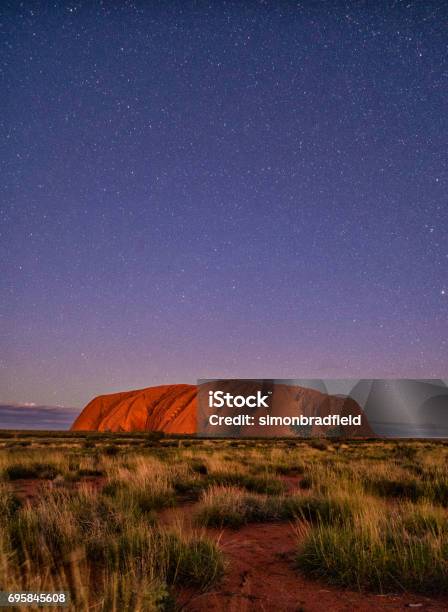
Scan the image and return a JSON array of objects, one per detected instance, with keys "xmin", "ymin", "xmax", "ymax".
[
  {"xmin": 71, "ymin": 382, "xmax": 373, "ymax": 437},
  {"xmin": 71, "ymin": 384, "xmax": 197, "ymax": 434}
]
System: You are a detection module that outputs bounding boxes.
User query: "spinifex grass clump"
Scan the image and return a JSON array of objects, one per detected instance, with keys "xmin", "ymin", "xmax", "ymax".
[
  {"xmin": 100, "ymin": 575, "xmax": 175, "ymax": 612},
  {"xmin": 161, "ymin": 531, "xmax": 224, "ymax": 588},
  {"xmin": 195, "ymin": 485, "xmax": 356, "ymax": 528},
  {"xmin": 208, "ymin": 470, "xmax": 286, "ymax": 495},
  {"xmin": 171, "ymin": 475, "xmax": 205, "ymax": 500},
  {"xmin": 103, "ymin": 456, "xmax": 177, "ymax": 512},
  {"xmin": 103, "ymin": 479, "xmax": 174, "ymax": 515},
  {"xmin": 0, "ymin": 483, "xmax": 22, "ymax": 517},
  {"xmin": 366, "ymin": 476, "xmax": 425, "ymax": 501},
  {"xmin": 86, "ymin": 524, "xmax": 223, "ymax": 589},
  {"xmin": 400, "ymin": 501, "xmax": 448, "ymax": 537},
  {"xmin": 7, "ymin": 487, "xmax": 127, "ymax": 567},
  {"xmin": 297, "ymin": 500, "xmax": 448, "ymax": 594},
  {"xmin": 362, "ymin": 465, "xmax": 448, "ymax": 506},
  {"xmin": 195, "ymin": 486, "xmax": 275, "ymax": 528},
  {"xmin": 272, "ymin": 462, "xmax": 306, "ymax": 476}
]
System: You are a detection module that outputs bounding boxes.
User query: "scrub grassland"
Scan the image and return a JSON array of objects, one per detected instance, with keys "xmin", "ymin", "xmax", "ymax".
[{"xmin": 0, "ymin": 432, "xmax": 448, "ymax": 611}]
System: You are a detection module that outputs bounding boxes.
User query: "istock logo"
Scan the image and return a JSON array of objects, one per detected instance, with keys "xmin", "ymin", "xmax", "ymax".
[{"xmin": 208, "ymin": 390, "xmax": 270, "ymax": 409}]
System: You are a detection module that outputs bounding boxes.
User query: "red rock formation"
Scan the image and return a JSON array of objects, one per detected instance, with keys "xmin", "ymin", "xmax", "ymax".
[
  {"xmin": 71, "ymin": 384, "xmax": 196, "ymax": 433},
  {"xmin": 71, "ymin": 382, "xmax": 373, "ymax": 436}
]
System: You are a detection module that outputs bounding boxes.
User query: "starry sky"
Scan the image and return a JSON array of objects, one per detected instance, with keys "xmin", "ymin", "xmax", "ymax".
[{"xmin": 1, "ymin": 1, "xmax": 447, "ymax": 409}]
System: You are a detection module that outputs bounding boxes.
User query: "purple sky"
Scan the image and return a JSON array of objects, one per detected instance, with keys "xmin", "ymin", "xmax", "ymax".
[{"xmin": 1, "ymin": 1, "xmax": 447, "ymax": 409}]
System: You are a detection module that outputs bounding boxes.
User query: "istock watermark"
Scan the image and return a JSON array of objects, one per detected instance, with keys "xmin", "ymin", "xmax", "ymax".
[
  {"xmin": 208, "ymin": 390, "xmax": 271, "ymax": 409},
  {"xmin": 197, "ymin": 378, "xmax": 448, "ymax": 439}
]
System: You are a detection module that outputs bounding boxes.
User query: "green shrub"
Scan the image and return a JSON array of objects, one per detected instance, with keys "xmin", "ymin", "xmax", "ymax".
[
  {"xmin": 173, "ymin": 478, "xmax": 205, "ymax": 500},
  {"xmin": 366, "ymin": 477, "xmax": 424, "ymax": 501},
  {"xmin": 104, "ymin": 445, "xmax": 119, "ymax": 456},
  {"xmin": 3, "ymin": 463, "xmax": 59, "ymax": 480},
  {"xmin": 191, "ymin": 461, "xmax": 208, "ymax": 475},
  {"xmin": 77, "ymin": 468, "xmax": 104, "ymax": 477},
  {"xmin": 309, "ymin": 440, "xmax": 328, "ymax": 451},
  {"xmin": 298, "ymin": 476, "xmax": 313, "ymax": 489},
  {"xmin": 274, "ymin": 463, "xmax": 305, "ymax": 476}
]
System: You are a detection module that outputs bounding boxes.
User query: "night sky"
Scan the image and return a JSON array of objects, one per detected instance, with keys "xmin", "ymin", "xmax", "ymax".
[{"xmin": 1, "ymin": 1, "xmax": 447, "ymax": 408}]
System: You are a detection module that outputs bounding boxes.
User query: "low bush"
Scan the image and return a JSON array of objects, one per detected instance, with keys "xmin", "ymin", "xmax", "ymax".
[
  {"xmin": 77, "ymin": 468, "xmax": 104, "ymax": 477},
  {"xmin": 366, "ymin": 477, "xmax": 424, "ymax": 501},
  {"xmin": 3, "ymin": 463, "xmax": 59, "ymax": 481},
  {"xmin": 273, "ymin": 463, "xmax": 305, "ymax": 476},
  {"xmin": 191, "ymin": 461, "xmax": 208, "ymax": 475},
  {"xmin": 104, "ymin": 445, "xmax": 119, "ymax": 456}
]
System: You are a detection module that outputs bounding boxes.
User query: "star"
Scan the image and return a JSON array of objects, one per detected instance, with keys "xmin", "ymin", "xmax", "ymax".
[{"xmin": 1, "ymin": 0, "xmax": 447, "ymax": 406}]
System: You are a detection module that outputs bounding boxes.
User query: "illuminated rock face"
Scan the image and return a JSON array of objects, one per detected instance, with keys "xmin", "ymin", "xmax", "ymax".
[
  {"xmin": 71, "ymin": 382, "xmax": 373, "ymax": 437},
  {"xmin": 71, "ymin": 384, "xmax": 197, "ymax": 433}
]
